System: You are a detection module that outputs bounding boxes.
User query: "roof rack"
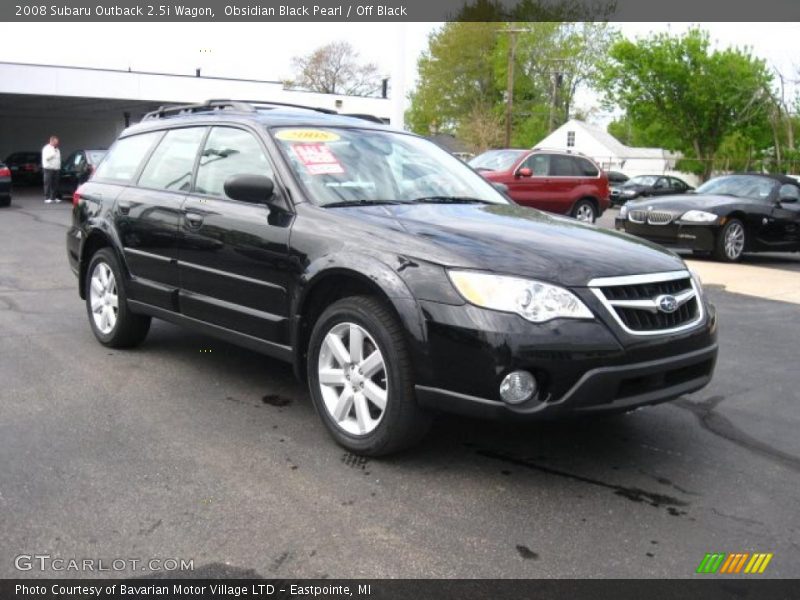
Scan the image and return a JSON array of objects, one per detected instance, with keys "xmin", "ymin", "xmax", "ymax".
[
  {"xmin": 141, "ymin": 99, "xmax": 383, "ymax": 123},
  {"xmin": 341, "ymin": 113, "xmax": 386, "ymax": 124},
  {"xmin": 142, "ymin": 100, "xmax": 255, "ymax": 121},
  {"xmin": 207, "ymin": 99, "xmax": 338, "ymax": 115}
]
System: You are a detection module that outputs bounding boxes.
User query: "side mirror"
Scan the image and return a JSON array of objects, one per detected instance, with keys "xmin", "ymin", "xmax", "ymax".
[
  {"xmin": 517, "ymin": 167, "xmax": 532, "ymax": 178},
  {"xmin": 778, "ymin": 184, "xmax": 800, "ymax": 204},
  {"xmin": 224, "ymin": 174, "xmax": 275, "ymax": 204}
]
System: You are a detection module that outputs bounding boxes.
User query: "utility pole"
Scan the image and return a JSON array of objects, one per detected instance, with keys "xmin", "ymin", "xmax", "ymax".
[{"xmin": 500, "ymin": 28, "xmax": 529, "ymax": 147}]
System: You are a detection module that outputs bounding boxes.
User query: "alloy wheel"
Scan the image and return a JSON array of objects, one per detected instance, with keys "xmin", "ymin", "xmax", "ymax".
[
  {"xmin": 724, "ymin": 222, "xmax": 745, "ymax": 260},
  {"xmin": 89, "ymin": 262, "xmax": 118, "ymax": 334},
  {"xmin": 575, "ymin": 203, "xmax": 595, "ymax": 223},
  {"xmin": 317, "ymin": 322, "xmax": 388, "ymax": 436}
]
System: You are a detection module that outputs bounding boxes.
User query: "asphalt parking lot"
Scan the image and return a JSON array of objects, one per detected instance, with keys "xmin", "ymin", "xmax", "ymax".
[{"xmin": 2, "ymin": 189, "xmax": 799, "ymax": 579}]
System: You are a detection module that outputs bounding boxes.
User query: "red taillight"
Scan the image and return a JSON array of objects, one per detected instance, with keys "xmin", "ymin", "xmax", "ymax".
[
  {"xmin": 0, "ymin": 167, "xmax": 10, "ymax": 178},
  {"xmin": 72, "ymin": 191, "xmax": 81, "ymax": 207}
]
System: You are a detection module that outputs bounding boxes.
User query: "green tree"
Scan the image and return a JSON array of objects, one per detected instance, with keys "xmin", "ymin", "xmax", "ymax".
[
  {"xmin": 599, "ymin": 28, "xmax": 774, "ymax": 181},
  {"xmin": 407, "ymin": 21, "xmax": 615, "ymax": 151}
]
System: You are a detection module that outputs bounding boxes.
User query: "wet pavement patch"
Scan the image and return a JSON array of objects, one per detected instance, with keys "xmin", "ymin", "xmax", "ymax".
[
  {"xmin": 516, "ymin": 545, "xmax": 539, "ymax": 560},
  {"xmin": 476, "ymin": 448, "xmax": 689, "ymax": 514},
  {"xmin": 262, "ymin": 394, "xmax": 292, "ymax": 407}
]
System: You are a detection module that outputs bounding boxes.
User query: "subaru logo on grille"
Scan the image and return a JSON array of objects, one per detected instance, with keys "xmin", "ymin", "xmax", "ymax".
[{"xmin": 656, "ymin": 294, "xmax": 679, "ymax": 313}]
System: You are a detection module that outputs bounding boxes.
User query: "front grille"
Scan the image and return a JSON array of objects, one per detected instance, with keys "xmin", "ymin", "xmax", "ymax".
[
  {"xmin": 600, "ymin": 278, "xmax": 689, "ymax": 301},
  {"xmin": 591, "ymin": 274, "xmax": 701, "ymax": 334},
  {"xmin": 615, "ymin": 297, "xmax": 698, "ymax": 331},
  {"xmin": 628, "ymin": 210, "xmax": 675, "ymax": 225}
]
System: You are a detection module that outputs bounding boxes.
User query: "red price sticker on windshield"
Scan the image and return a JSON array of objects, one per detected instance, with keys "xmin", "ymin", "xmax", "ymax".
[{"xmin": 292, "ymin": 143, "xmax": 344, "ymax": 175}]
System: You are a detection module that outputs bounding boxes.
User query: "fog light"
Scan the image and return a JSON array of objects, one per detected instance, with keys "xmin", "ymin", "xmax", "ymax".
[{"xmin": 499, "ymin": 370, "xmax": 537, "ymax": 405}]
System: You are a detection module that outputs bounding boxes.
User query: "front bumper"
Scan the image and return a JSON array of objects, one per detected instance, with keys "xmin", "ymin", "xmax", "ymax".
[
  {"xmin": 614, "ymin": 218, "xmax": 718, "ymax": 252},
  {"xmin": 411, "ymin": 296, "xmax": 718, "ymax": 420}
]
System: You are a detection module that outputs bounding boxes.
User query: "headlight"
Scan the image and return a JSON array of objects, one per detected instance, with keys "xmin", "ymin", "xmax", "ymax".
[
  {"xmin": 619, "ymin": 204, "xmax": 629, "ymax": 218},
  {"xmin": 622, "ymin": 189, "xmax": 637, "ymax": 196},
  {"xmin": 448, "ymin": 270, "xmax": 594, "ymax": 323},
  {"xmin": 681, "ymin": 210, "xmax": 718, "ymax": 223}
]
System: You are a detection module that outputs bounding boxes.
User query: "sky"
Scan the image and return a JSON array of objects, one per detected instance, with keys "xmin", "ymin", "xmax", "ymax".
[{"xmin": 0, "ymin": 21, "xmax": 798, "ymax": 125}]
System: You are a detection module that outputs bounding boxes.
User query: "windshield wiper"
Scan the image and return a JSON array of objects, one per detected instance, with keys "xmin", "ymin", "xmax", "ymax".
[
  {"xmin": 411, "ymin": 196, "xmax": 493, "ymax": 204},
  {"xmin": 323, "ymin": 199, "xmax": 411, "ymax": 208}
]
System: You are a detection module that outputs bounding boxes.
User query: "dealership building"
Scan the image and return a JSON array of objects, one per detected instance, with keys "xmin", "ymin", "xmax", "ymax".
[{"xmin": 0, "ymin": 61, "xmax": 393, "ymax": 160}]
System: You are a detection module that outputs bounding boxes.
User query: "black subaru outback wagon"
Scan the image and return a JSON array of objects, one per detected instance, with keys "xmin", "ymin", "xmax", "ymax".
[{"xmin": 67, "ymin": 100, "xmax": 718, "ymax": 456}]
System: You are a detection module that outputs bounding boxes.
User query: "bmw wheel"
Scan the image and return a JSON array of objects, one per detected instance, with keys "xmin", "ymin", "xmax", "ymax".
[
  {"xmin": 714, "ymin": 218, "xmax": 745, "ymax": 262},
  {"xmin": 307, "ymin": 296, "xmax": 432, "ymax": 456},
  {"xmin": 572, "ymin": 199, "xmax": 597, "ymax": 223},
  {"xmin": 85, "ymin": 248, "xmax": 151, "ymax": 347}
]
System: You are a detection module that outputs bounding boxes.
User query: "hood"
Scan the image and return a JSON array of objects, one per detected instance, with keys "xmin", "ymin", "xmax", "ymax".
[
  {"xmin": 331, "ymin": 203, "xmax": 685, "ymax": 287},
  {"xmin": 625, "ymin": 193, "xmax": 753, "ymax": 213}
]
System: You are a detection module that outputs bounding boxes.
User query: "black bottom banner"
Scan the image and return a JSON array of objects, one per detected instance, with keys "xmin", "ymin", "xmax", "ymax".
[{"xmin": 2, "ymin": 579, "xmax": 799, "ymax": 600}]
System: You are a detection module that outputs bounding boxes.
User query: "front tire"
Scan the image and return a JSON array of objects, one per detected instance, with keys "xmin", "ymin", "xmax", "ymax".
[
  {"xmin": 307, "ymin": 296, "xmax": 432, "ymax": 456},
  {"xmin": 85, "ymin": 248, "xmax": 151, "ymax": 347},
  {"xmin": 714, "ymin": 218, "xmax": 745, "ymax": 262},
  {"xmin": 572, "ymin": 199, "xmax": 597, "ymax": 223}
]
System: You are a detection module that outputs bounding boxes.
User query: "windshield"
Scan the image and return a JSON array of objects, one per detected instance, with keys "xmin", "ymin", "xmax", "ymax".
[
  {"xmin": 468, "ymin": 149, "xmax": 526, "ymax": 172},
  {"xmin": 272, "ymin": 127, "xmax": 510, "ymax": 207},
  {"xmin": 625, "ymin": 175, "xmax": 659, "ymax": 187},
  {"xmin": 695, "ymin": 175, "xmax": 777, "ymax": 200}
]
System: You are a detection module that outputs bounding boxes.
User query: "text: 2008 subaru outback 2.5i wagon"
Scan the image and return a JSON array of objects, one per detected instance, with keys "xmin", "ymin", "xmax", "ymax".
[{"xmin": 67, "ymin": 100, "xmax": 718, "ymax": 456}]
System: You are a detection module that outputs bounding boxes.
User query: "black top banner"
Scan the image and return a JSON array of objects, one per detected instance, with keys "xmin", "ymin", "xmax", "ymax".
[
  {"xmin": 3, "ymin": 0, "xmax": 800, "ymax": 22},
  {"xmin": 3, "ymin": 579, "xmax": 800, "ymax": 600}
]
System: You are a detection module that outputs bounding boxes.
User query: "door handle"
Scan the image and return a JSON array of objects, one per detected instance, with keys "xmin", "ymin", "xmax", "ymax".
[{"xmin": 185, "ymin": 213, "xmax": 204, "ymax": 228}]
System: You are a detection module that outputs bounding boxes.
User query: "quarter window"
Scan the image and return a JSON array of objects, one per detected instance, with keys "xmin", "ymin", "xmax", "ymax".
[
  {"xmin": 138, "ymin": 127, "xmax": 206, "ymax": 192},
  {"xmin": 194, "ymin": 127, "xmax": 273, "ymax": 199},
  {"xmin": 94, "ymin": 132, "xmax": 161, "ymax": 183},
  {"xmin": 576, "ymin": 157, "xmax": 599, "ymax": 177}
]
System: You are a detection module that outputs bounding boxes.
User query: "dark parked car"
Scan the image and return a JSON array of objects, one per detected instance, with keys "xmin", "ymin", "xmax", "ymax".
[
  {"xmin": 615, "ymin": 173, "xmax": 800, "ymax": 262},
  {"xmin": 469, "ymin": 149, "xmax": 610, "ymax": 223},
  {"xmin": 59, "ymin": 149, "xmax": 106, "ymax": 198},
  {"xmin": 4, "ymin": 151, "xmax": 42, "ymax": 185},
  {"xmin": 606, "ymin": 170, "xmax": 628, "ymax": 204},
  {"xmin": 0, "ymin": 161, "xmax": 11, "ymax": 206},
  {"xmin": 67, "ymin": 100, "xmax": 718, "ymax": 456},
  {"xmin": 613, "ymin": 174, "xmax": 693, "ymax": 204}
]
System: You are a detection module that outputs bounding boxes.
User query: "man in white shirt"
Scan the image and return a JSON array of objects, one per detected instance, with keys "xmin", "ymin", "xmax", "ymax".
[{"xmin": 41, "ymin": 136, "xmax": 61, "ymax": 204}]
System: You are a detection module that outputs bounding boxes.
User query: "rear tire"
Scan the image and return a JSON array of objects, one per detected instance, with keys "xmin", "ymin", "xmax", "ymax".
[
  {"xmin": 713, "ymin": 218, "xmax": 745, "ymax": 262},
  {"xmin": 307, "ymin": 296, "xmax": 432, "ymax": 456},
  {"xmin": 85, "ymin": 248, "xmax": 151, "ymax": 347},
  {"xmin": 571, "ymin": 199, "xmax": 597, "ymax": 223}
]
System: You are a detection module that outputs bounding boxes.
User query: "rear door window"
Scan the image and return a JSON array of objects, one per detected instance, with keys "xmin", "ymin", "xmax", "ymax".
[
  {"xmin": 550, "ymin": 155, "xmax": 579, "ymax": 177},
  {"xmin": 138, "ymin": 127, "xmax": 206, "ymax": 192},
  {"xmin": 94, "ymin": 132, "xmax": 161, "ymax": 183}
]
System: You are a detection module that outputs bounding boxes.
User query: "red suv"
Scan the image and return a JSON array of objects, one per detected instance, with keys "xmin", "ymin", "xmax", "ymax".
[{"xmin": 469, "ymin": 149, "xmax": 610, "ymax": 223}]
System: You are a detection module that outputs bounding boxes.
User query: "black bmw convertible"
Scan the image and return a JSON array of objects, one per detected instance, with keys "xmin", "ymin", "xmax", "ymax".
[{"xmin": 615, "ymin": 173, "xmax": 800, "ymax": 262}]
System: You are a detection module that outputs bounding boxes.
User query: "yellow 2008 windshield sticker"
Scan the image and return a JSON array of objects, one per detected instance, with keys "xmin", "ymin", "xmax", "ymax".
[{"xmin": 275, "ymin": 129, "xmax": 340, "ymax": 143}]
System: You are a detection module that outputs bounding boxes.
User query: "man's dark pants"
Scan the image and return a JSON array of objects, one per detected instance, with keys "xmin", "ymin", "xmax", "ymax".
[{"xmin": 43, "ymin": 168, "xmax": 60, "ymax": 201}]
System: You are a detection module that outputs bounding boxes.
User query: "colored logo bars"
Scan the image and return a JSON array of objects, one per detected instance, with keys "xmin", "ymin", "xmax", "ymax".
[{"xmin": 696, "ymin": 552, "xmax": 773, "ymax": 574}]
